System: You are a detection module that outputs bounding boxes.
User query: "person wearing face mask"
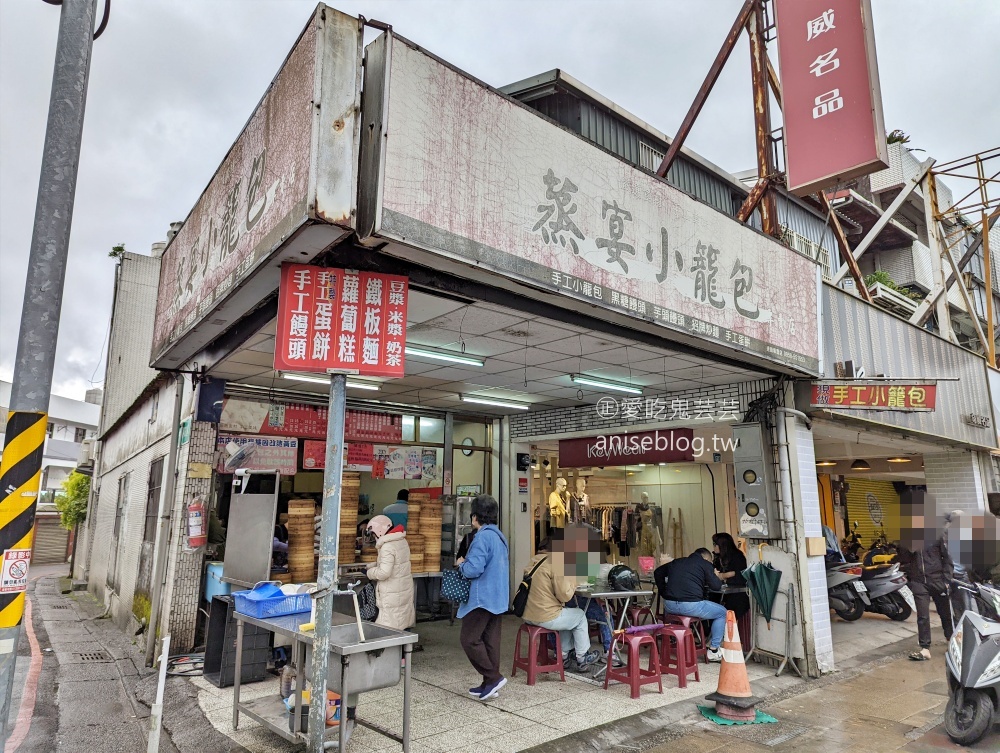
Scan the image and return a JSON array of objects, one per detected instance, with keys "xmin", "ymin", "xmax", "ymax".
[{"xmin": 897, "ymin": 507, "xmax": 954, "ymax": 661}]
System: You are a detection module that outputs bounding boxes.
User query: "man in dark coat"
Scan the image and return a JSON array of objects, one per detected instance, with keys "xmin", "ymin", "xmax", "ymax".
[{"xmin": 898, "ymin": 533, "xmax": 954, "ymax": 661}]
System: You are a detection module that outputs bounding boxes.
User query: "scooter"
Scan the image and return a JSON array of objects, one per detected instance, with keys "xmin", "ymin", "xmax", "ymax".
[
  {"xmin": 827, "ymin": 561, "xmax": 870, "ymax": 621},
  {"xmin": 944, "ymin": 581, "xmax": 1000, "ymax": 746},
  {"xmin": 861, "ymin": 561, "xmax": 914, "ymax": 621}
]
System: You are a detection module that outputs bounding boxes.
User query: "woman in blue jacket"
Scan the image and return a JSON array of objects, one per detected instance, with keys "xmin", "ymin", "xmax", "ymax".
[{"xmin": 456, "ymin": 495, "xmax": 510, "ymax": 701}]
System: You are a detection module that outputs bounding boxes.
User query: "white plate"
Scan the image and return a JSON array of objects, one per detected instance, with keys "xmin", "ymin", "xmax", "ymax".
[{"xmin": 852, "ymin": 580, "xmax": 868, "ymax": 592}]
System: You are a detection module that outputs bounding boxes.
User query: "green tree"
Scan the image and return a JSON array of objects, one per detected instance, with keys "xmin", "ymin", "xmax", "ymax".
[
  {"xmin": 56, "ymin": 472, "xmax": 90, "ymax": 530},
  {"xmin": 108, "ymin": 242, "xmax": 125, "ymax": 260}
]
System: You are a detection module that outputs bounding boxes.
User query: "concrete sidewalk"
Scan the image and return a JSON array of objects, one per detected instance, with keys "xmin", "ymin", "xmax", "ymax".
[
  {"xmin": 13, "ymin": 574, "xmax": 996, "ymax": 752},
  {"xmin": 8, "ymin": 573, "xmax": 186, "ymax": 753}
]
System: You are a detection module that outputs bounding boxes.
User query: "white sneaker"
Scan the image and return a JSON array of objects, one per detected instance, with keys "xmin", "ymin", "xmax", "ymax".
[{"xmin": 707, "ymin": 648, "xmax": 723, "ymax": 663}]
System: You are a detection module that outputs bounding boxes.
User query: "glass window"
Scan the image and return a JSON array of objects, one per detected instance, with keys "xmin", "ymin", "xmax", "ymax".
[
  {"xmin": 402, "ymin": 415, "xmax": 416, "ymax": 442},
  {"xmin": 74, "ymin": 427, "xmax": 87, "ymax": 443},
  {"xmin": 418, "ymin": 417, "xmax": 444, "ymax": 444}
]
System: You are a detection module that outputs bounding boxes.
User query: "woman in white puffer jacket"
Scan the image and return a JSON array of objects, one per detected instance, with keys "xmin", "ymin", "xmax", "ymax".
[{"xmin": 365, "ymin": 515, "xmax": 416, "ymax": 630}]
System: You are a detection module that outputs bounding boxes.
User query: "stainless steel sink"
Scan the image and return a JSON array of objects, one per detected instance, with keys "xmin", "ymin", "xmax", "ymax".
[{"xmin": 304, "ymin": 621, "xmax": 418, "ymax": 694}]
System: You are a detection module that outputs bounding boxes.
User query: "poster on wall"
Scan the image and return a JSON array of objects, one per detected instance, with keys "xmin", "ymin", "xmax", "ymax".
[
  {"xmin": 302, "ymin": 439, "xmax": 326, "ymax": 469},
  {"xmin": 221, "ymin": 399, "xmax": 404, "ymax": 444},
  {"xmin": 404, "ymin": 448, "xmax": 423, "ymax": 479},
  {"xmin": 216, "ymin": 434, "xmax": 298, "ymax": 475},
  {"xmin": 421, "ymin": 448, "xmax": 439, "ymax": 482}
]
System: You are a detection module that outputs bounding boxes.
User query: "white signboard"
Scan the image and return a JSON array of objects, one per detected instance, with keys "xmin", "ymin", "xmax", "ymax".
[
  {"xmin": 360, "ymin": 35, "xmax": 820, "ymax": 373},
  {"xmin": 0, "ymin": 549, "xmax": 31, "ymax": 594}
]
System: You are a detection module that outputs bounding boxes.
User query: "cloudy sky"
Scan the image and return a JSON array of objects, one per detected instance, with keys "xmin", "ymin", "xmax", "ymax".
[{"xmin": 1, "ymin": 0, "xmax": 997, "ymax": 400}]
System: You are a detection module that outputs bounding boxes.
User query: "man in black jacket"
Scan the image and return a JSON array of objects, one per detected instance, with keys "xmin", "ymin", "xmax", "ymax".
[
  {"xmin": 898, "ymin": 530, "xmax": 954, "ymax": 661},
  {"xmin": 654, "ymin": 548, "xmax": 726, "ymax": 662}
]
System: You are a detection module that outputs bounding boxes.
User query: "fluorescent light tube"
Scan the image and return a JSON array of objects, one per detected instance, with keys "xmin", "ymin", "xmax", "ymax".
[
  {"xmin": 571, "ymin": 374, "xmax": 642, "ymax": 395},
  {"xmin": 280, "ymin": 372, "xmax": 329, "ymax": 385},
  {"xmin": 405, "ymin": 346, "xmax": 483, "ymax": 367},
  {"xmin": 279, "ymin": 372, "xmax": 380, "ymax": 391},
  {"xmin": 460, "ymin": 395, "xmax": 530, "ymax": 410}
]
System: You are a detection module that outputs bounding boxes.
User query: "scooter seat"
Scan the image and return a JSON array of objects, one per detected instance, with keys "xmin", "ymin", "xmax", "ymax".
[{"xmin": 862, "ymin": 563, "xmax": 897, "ymax": 578}]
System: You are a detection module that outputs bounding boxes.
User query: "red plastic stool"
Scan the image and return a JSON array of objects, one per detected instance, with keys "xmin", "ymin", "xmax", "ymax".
[
  {"xmin": 627, "ymin": 605, "xmax": 655, "ymax": 626},
  {"xmin": 656, "ymin": 625, "xmax": 700, "ymax": 688},
  {"xmin": 512, "ymin": 624, "xmax": 565, "ymax": 686},
  {"xmin": 662, "ymin": 613, "xmax": 708, "ymax": 662},
  {"xmin": 603, "ymin": 631, "xmax": 663, "ymax": 699}
]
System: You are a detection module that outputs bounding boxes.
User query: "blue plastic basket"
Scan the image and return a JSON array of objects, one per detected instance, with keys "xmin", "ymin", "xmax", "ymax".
[{"xmin": 232, "ymin": 589, "xmax": 312, "ymax": 619}]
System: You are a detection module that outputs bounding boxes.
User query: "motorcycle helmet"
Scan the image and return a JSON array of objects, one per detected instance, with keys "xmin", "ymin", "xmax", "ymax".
[
  {"xmin": 607, "ymin": 564, "xmax": 640, "ymax": 592},
  {"xmin": 365, "ymin": 515, "xmax": 393, "ymax": 545}
]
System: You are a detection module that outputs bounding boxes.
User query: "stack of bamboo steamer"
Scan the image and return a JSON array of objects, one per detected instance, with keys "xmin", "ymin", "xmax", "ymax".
[
  {"xmin": 406, "ymin": 491, "xmax": 431, "ymax": 573},
  {"xmin": 419, "ymin": 498, "xmax": 443, "ymax": 574},
  {"xmin": 338, "ymin": 472, "xmax": 361, "ymax": 564},
  {"xmin": 287, "ymin": 499, "xmax": 317, "ymax": 582},
  {"xmin": 360, "ymin": 547, "xmax": 378, "ymax": 565}
]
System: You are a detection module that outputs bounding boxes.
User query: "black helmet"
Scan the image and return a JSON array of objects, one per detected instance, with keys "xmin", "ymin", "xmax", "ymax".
[{"xmin": 607, "ymin": 564, "xmax": 639, "ymax": 592}]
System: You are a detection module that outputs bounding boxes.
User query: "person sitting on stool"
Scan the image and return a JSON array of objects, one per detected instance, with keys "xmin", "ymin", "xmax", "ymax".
[{"xmin": 654, "ymin": 547, "xmax": 726, "ymax": 662}]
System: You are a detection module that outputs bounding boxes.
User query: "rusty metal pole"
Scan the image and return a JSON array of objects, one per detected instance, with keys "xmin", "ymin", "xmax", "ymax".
[
  {"xmin": 748, "ymin": 0, "xmax": 778, "ymax": 237},
  {"xmin": 983, "ymin": 210, "xmax": 996, "ymax": 367},
  {"xmin": 818, "ymin": 192, "xmax": 874, "ymax": 304},
  {"xmin": 656, "ymin": 0, "xmax": 754, "ymax": 179}
]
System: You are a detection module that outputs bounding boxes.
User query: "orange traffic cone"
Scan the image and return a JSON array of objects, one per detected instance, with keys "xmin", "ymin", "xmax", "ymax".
[{"xmin": 705, "ymin": 610, "xmax": 758, "ymax": 722}]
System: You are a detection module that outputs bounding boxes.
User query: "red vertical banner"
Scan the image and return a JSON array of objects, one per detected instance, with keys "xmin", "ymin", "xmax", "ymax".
[
  {"xmin": 774, "ymin": 0, "xmax": 888, "ymax": 196},
  {"xmin": 274, "ymin": 264, "xmax": 408, "ymax": 377}
]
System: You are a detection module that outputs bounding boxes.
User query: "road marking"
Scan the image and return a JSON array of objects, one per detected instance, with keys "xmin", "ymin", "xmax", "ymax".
[{"xmin": 7, "ymin": 583, "xmax": 43, "ymax": 752}]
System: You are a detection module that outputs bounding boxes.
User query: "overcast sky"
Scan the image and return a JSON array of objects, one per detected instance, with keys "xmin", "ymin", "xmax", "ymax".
[{"xmin": 1, "ymin": 0, "xmax": 997, "ymax": 401}]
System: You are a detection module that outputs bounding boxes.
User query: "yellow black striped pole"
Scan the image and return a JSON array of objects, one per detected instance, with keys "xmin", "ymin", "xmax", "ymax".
[{"xmin": 0, "ymin": 411, "xmax": 47, "ymax": 628}]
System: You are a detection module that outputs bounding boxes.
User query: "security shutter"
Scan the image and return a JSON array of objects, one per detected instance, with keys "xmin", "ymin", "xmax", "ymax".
[
  {"xmin": 32, "ymin": 516, "xmax": 69, "ymax": 565},
  {"xmin": 844, "ymin": 478, "xmax": 902, "ymax": 547}
]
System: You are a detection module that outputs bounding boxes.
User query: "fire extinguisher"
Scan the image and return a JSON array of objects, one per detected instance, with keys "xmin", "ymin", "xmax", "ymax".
[{"xmin": 186, "ymin": 495, "xmax": 207, "ymax": 549}]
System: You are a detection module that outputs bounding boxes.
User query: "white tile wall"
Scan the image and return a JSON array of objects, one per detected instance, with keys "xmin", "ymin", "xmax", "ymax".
[{"xmin": 924, "ymin": 451, "xmax": 988, "ymax": 516}]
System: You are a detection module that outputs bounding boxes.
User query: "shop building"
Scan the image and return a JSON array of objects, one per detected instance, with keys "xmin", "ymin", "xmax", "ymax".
[{"xmin": 85, "ymin": 6, "xmax": 854, "ymax": 681}]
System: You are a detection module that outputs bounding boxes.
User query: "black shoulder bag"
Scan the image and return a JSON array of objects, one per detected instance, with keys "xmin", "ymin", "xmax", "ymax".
[{"xmin": 511, "ymin": 557, "xmax": 547, "ymax": 618}]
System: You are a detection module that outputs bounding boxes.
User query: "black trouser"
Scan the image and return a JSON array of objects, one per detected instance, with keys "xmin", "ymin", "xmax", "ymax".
[
  {"xmin": 460, "ymin": 608, "xmax": 504, "ymax": 685},
  {"xmin": 911, "ymin": 581, "xmax": 953, "ymax": 649}
]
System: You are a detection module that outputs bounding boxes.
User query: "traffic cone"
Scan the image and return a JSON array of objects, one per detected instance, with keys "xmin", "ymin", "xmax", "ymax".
[{"xmin": 704, "ymin": 610, "xmax": 758, "ymax": 722}]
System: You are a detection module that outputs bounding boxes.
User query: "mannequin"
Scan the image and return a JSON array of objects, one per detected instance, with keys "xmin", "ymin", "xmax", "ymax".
[
  {"xmin": 548, "ymin": 477, "xmax": 569, "ymax": 529},
  {"xmin": 637, "ymin": 492, "xmax": 661, "ymax": 558},
  {"xmin": 570, "ymin": 477, "xmax": 589, "ymax": 522}
]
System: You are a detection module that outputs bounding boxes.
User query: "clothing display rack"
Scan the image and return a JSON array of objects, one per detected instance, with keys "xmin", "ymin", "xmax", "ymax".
[{"xmin": 746, "ymin": 582, "xmax": 804, "ymax": 678}]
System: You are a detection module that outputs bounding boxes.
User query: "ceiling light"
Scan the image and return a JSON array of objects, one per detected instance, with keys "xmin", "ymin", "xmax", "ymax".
[
  {"xmin": 886, "ymin": 457, "xmax": 912, "ymax": 464},
  {"xmin": 816, "ymin": 460, "xmax": 838, "ymax": 467},
  {"xmin": 459, "ymin": 395, "xmax": 530, "ymax": 410},
  {"xmin": 346, "ymin": 381, "xmax": 381, "ymax": 391},
  {"xmin": 279, "ymin": 372, "xmax": 381, "ymax": 391},
  {"xmin": 850, "ymin": 459, "xmax": 872, "ymax": 471},
  {"xmin": 570, "ymin": 375, "xmax": 642, "ymax": 395},
  {"xmin": 658, "ymin": 463, "xmax": 667, "ymax": 466},
  {"xmin": 405, "ymin": 346, "xmax": 483, "ymax": 367},
  {"xmin": 280, "ymin": 372, "xmax": 329, "ymax": 385}
]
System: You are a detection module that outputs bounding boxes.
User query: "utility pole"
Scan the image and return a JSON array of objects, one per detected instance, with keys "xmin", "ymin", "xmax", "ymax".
[{"xmin": 0, "ymin": 0, "xmax": 99, "ymax": 741}]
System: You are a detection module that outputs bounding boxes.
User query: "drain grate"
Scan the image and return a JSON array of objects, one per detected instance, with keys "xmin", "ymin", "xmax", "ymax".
[
  {"xmin": 49, "ymin": 605, "xmax": 70, "ymax": 610},
  {"xmin": 75, "ymin": 652, "xmax": 111, "ymax": 662}
]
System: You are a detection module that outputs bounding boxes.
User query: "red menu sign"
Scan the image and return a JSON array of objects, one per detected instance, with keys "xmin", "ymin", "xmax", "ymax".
[
  {"xmin": 302, "ymin": 439, "xmax": 326, "ymax": 470},
  {"xmin": 274, "ymin": 263, "xmax": 408, "ymax": 377},
  {"xmin": 774, "ymin": 0, "xmax": 888, "ymax": 195},
  {"xmin": 345, "ymin": 410, "xmax": 403, "ymax": 443},
  {"xmin": 347, "ymin": 443, "xmax": 375, "ymax": 466},
  {"xmin": 559, "ymin": 429, "xmax": 696, "ymax": 468},
  {"xmin": 811, "ymin": 383, "xmax": 936, "ymax": 412}
]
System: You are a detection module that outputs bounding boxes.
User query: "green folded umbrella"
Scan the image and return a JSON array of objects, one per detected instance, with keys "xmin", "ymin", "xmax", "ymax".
[{"xmin": 742, "ymin": 562, "xmax": 782, "ymax": 627}]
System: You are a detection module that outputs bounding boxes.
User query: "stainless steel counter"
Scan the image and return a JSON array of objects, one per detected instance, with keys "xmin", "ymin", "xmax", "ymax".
[{"xmin": 232, "ymin": 609, "xmax": 417, "ymax": 750}]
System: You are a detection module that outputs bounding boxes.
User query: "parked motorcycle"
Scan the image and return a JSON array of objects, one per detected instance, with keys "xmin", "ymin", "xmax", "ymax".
[
  {"xmin": 827, "ymin": 561, "xmax": 870, "ymax": 621},
  {"xmin": 944, "ymin": 580, "xmax": 1000, "ymax": 746},
  {"xmin": 841, "ymin": 521, "xmax": 864, "ymax": 563},
  {"xmin": 860, "ymin": 561, "xmax": 914, "ymax": 621},
  {"xmin": 863, "ymin": 529, "xmax": 898, "ymax": 567},
  {"xmin": 824, "ymin": 525, "xmax": 869, "ymax": 620}
]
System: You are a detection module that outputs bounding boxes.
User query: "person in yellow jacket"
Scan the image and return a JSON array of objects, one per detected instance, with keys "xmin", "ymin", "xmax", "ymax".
[{"xmin": 521, "ymin": 537, "xmax": 600, "ymax": 671}]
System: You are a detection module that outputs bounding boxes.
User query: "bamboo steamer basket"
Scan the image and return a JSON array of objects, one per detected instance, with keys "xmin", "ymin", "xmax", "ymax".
[
  {"xmin": 409, "ymin": 553, "xmax": 425, "ymax": 573},
  {"xmin": 271, "ymin": 572, "xmax": 292, "ymax": 584},
  {"xmin": 360, "ymin": 548, "xmax": 378, "ymax": 564},
  {"xmin": 407, "ymin": 534, "xmax": 425, "ymax": 552}
]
